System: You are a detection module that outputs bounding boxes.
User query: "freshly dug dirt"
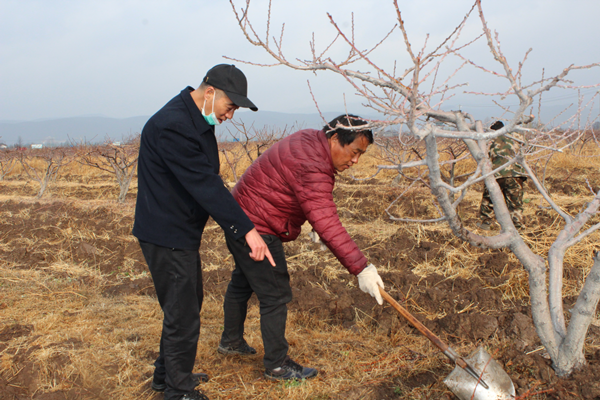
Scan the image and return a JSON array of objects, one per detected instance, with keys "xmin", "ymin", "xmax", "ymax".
[{"xmin": 1, "ymin": 193, "xmax": 600, "ymax": 399}]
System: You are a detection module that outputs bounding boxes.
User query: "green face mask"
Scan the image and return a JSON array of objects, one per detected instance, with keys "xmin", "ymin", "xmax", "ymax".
[{"xmin": 202, "ymin": 94, "xmax": 220, "ymax": 126}]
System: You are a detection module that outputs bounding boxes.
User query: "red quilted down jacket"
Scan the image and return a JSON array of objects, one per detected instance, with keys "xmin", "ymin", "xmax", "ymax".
[{"xmin": 232, "ymin": 129, "xmax": 368, "ymax": 275}]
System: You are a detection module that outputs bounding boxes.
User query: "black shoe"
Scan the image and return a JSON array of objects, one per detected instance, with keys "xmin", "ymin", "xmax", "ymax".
[
  {"xmin": 151, "ymin": 373, "xmax": 209, "ymax": 392},
  {"xmin": 217, "ymin": 340, "xmax": 257, "ymax": 356},
  {"xmin": 181, "ymin": 389, "xmax": 210, "ymax": 400},
  {"xmin": 264, "ymin": 356, "xmax": 318, "ymax": 381}
]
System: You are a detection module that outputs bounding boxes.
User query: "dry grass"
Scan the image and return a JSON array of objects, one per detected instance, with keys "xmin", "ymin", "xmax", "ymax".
[
  {"xmin": 1, "ymin": 141, "xmax": 600, "ymax": 399},
  {"xmin": 0, "ymin": 249, "xmax": 455, "ymax": 399}
]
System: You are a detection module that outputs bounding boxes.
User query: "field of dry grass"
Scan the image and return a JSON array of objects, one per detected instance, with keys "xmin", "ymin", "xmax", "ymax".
[{"xmin": 1, "ymin": 142, "xmax": 600, "ymax": 399}]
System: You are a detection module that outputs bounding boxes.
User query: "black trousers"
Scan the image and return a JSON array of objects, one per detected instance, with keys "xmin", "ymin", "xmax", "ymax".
[
  {"xmin": 221, "ymin": 234, "xmax": 292, "ymax": 370},
  {"xmin": 139, "ymin": 240, "xmax": 203, "ymax": 400}
]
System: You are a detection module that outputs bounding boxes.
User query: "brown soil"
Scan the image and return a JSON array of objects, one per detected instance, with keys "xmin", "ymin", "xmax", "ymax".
[{"xmin": 1, "ymin": 178, "xmax": 600, "ymax": 399}]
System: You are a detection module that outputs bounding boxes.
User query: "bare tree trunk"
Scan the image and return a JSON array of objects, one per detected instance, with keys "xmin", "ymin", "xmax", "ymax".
[
  {"xmin": 115, "ymin": 166, "xmax": 136, "ymax": 203},
  {"xmin": 37, "ymin": 170, "xmax": 53, "ymax": 198},
  {"xmin": 108, "ymin": 156, "xmax": 138, "ymax": 203},
  {"xmin": 219, "ymin": 147, "xmax": 240, "ymax": 183},
  {"xmin": 555, "ymin": 252, "xmax": 600, "ymax": 374},
  {"xmin": 18, "ymin": 148, "xmax": 70, "ymax": 198},
  {"xmin": 0, "ymin": 150, "xmax": 18, "ymax": 181},
  {"xmin": 76, "ymin": 135, "xmax": 139, "ymax": 203}
]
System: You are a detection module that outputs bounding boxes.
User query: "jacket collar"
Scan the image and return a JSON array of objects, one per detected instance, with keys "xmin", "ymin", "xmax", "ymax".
[{"xmin": 180, "ymin": 86, "xmax": 213, "ymax": 135}]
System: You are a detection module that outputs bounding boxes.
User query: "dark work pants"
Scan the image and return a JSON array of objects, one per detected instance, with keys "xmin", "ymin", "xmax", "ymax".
[
  {"xmin": 480, "ymin": 177, "xmax": 526, "ymax": 223},
  {"xmin": 221, "ymin": 234, "xmax": 292, "ymax": 370},
  {"xmin": 139, "ymin": 240, "xmax": 203, "ymax": 400}
]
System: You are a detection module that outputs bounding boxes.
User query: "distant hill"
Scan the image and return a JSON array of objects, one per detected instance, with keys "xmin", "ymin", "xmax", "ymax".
[
  {"xmin": 2, "ymin": 104, "xmax": 581, "ymax": 147},
  {"xmin": 0, "ymin": 116, "xmax": 149, "ymax": 146},
  {"xmin": 0, "ymin": 111, "xmax": 374, "ymax": 146}
]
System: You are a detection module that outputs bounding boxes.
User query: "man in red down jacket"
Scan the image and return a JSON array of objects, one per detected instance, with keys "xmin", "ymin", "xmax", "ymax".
[{"xmin": 217, "ymin": 114, "xmax": 385, "ymax": 381}]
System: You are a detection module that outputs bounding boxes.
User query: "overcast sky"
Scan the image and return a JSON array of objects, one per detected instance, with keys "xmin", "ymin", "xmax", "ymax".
[{"xmin": 1, "ymin": 0, "xmax": 599, "ymax": 122}]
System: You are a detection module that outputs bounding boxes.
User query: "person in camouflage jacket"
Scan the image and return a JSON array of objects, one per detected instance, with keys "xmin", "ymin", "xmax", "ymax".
[{"xmin": 478, "ymin": 121, "xmax": 527, "ymax": 230}]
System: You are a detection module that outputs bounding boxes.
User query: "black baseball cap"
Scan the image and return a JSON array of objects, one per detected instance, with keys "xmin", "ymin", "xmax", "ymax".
[
  {"xmin": 490, "ymin": 121, "xmax": 504, "ymax": 130},
  {"xmin": 203, "ymin": 64, "xmax": 258, "ymax": 111}
]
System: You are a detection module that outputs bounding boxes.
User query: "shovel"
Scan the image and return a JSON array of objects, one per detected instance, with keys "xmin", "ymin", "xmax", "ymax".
[{"xmin": 379, "ymin": 287, "xmax": 515, "ymax": 400}]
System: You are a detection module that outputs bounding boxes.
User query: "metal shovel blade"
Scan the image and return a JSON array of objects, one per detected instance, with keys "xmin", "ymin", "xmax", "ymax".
[{"xmin": 444, "ymin": 346, "xmax": 515, "ymax": 400}]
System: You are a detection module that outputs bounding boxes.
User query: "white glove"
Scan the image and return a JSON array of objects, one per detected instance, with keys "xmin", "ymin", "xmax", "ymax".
[{"xmin": 357, "ymin": 264, "xmax": 384, "ymax": 305}]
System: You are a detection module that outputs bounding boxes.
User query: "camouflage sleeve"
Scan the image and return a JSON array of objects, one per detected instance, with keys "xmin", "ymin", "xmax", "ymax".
[{"xmin": 489, "ymin": 134, "xmax": 526, "ymax": 178}]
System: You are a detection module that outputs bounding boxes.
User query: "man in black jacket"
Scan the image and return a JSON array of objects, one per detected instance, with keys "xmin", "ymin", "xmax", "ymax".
[{"xmin": 133, "ymin": 64, "xmax": 274, "ymax": 400}]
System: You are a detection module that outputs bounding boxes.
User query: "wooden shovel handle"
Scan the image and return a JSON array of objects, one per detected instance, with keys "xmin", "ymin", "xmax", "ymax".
[
  {"xmin": 379, "ymin": 287, "xmax": 452, "ymax": 356},
  {"xmin": 379, "ymin": 287, "xmax": 489, "ymax": 387}
]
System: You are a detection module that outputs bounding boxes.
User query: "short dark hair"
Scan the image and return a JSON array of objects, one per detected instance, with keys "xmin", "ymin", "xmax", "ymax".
[
  {"xmin": 490, "ymin": 121, "xmax": 504, "ymax": 130},
  {"xmin": 323, "ymin": 114, "xmax": 374, "ymax": 146}
]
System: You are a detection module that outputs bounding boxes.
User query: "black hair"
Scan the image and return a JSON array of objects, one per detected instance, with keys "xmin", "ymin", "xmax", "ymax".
[
  {"xmin": 490, "ymin": 121, "xmax": 504, "ymax": 131},
  {"xmin": 197, "ymin": 82, "xmax": 224, "ymax": 100},
  {"xmin": 323, "ymin": 114, "xmax": 374, "ymax": 146}
]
